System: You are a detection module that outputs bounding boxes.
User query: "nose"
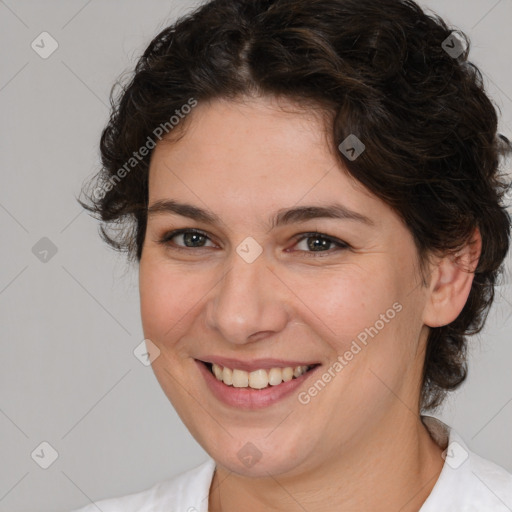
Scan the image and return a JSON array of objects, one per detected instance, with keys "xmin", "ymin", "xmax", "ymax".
[{"xmin": 205, "ymin": 247, "xmax": 289, "ymax": 345}]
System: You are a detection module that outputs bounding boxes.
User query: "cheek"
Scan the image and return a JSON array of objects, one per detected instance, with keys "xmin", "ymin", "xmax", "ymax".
[
  {"xmin": 139, "ymin": 257, "xmax": 206, "ymax": 345},
  {"xmin": 293, "ymin": 263, "xmax": 402, "ymax": 347},
  {"xmin": 300, "ymin": 261, "xmax": 421, "ymax": 402},
  {"xmin": 317, "ymin": 269, "xmax": 424, "ymax": 405}
]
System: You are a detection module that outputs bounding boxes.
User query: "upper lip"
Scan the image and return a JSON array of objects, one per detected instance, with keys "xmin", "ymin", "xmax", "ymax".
[{"xmin": 198, "ymin": 356, "xmax": 320, "ymax": 372}]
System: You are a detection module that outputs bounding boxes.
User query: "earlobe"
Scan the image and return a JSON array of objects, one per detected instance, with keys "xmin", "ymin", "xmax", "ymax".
[{"xmin": 422, "ymin": 227, "xmax": 482, "ymax": 328}]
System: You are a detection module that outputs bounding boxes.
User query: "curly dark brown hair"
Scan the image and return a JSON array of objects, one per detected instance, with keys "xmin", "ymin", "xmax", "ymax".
[{"xmin": 78, "ymin": 0, "xmax": 511, "ymax": 411}]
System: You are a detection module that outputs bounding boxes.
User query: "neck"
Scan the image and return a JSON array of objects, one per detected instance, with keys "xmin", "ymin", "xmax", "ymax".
[{"xmin": 208, "ymin": 413, "xmax": 444, "ymax": 512}]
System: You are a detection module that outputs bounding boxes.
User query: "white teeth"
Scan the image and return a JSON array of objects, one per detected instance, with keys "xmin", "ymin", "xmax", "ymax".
[
  {"xmin": 268, "ymin": 367, "xmax": 283, "ymax": 386},
  {"xmin": 282, "ymin": 367, "xmax": 294, "ymax": 382},
  {"xmin": 210, "ymin": 363, "xmax": 311, "ymax": 389},
  {"xmin": 249, "ymin": 369, "xmax": 268, "ymax": 389},
  {"xmin": 213, "ymin": 364, "xmax": 223, "ymax": 380},
  {"xmin": 294, "ymin": 365, "xmax": 307, "ymax": 378},
  {"xmin": 232, "ymin": 369, "xmax": 249, "ymax": 387},
  {"xmin": 222, "ymin": 366, "xmax": 233, "ymax": 385}
]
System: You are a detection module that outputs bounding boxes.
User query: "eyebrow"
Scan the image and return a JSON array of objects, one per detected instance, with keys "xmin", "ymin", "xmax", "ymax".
[{"xmin": 147, "ymin": 199, "xmax": 374, "ymax": 229}]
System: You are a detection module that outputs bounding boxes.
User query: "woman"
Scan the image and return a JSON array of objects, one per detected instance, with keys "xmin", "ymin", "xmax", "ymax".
[{"xmin": 74, "ymin": 0, "xmax": 512, "ymax": 510}]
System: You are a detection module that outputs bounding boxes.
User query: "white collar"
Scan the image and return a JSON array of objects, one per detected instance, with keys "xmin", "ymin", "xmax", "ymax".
[{"xmin": 419, "ymin": 415, "xmax": 512, "ymax": 511}]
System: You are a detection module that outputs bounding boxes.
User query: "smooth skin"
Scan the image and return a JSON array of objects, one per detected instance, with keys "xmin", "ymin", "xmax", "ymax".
[{"xmin": 138, "ymin": 95, "xmax": 481, "ymax": 511}]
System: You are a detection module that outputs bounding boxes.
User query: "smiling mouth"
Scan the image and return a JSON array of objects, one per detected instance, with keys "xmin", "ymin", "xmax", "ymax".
[{"xmin": 203, "ymin": 361, "xmax": 319, "ymax": 390}]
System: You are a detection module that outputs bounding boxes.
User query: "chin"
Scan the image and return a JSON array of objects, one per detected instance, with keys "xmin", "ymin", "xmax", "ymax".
[{"xmin": 199, "ymin": 429, "xmax": 313, "ymax": 478}]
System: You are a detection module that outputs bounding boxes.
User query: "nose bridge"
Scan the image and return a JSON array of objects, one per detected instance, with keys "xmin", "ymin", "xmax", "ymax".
[{"xmin": 206, "ymin": 247, "xmax": 287, "ymax": 344}]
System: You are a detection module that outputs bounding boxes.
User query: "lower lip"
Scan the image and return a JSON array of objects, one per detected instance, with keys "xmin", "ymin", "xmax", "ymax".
[{"xmin": 196, "ymin": 360, "xmax": 319, "ymax": 410}]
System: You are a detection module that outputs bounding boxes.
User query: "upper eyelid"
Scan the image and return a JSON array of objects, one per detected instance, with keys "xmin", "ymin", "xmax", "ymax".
[{"xmin": 159, "ymin": 228, "xmax": 216, "ymax": 244}]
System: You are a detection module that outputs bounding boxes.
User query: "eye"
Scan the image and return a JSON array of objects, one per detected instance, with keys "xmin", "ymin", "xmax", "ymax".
[
  {"xmin": 291, "ymin": 232, "xmax": 349, "ymax": 256},
  {"xmin": 157, "ymin": 228, "xmax": 216, "ymax": 249}
]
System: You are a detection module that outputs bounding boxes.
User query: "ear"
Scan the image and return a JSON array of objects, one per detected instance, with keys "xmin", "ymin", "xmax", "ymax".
[{"xmin": 422, "ymin": 227, "xmax": 482, "ymax": 328}]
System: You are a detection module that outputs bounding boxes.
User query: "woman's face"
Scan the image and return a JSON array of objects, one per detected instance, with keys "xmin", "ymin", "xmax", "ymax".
[{"xmin": 139, "ymin": 96, "xmax": 432, "ymax": 477}]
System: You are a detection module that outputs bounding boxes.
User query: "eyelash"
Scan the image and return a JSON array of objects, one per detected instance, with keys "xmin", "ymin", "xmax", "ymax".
[{"xmin": 157, "ymin": 228, "xmax": 350, "ymax": 257}]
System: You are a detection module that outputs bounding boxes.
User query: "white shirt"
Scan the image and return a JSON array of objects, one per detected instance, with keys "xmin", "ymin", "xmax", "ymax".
[{"xmin": 71, "ymin": 416, "xmax": 512, "ymax": 511}]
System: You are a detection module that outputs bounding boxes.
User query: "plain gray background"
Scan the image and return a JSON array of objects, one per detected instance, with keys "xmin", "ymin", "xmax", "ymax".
[{"xmin": 0, "ymin": 1, "xmax": 511, "ymax": 511}]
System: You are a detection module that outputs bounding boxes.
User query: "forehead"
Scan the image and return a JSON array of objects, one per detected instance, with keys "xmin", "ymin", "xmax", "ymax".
[
  {"xmin": 147, "ymin": 96, "xmax": 390, "ymax": 229},
  {"xmin": 152, "ymin": 96, "xmax": 332, "ymax": 168},
  {"xmin": 151, "ymin": 98, "xmax": 359, "ymax": 185}
]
